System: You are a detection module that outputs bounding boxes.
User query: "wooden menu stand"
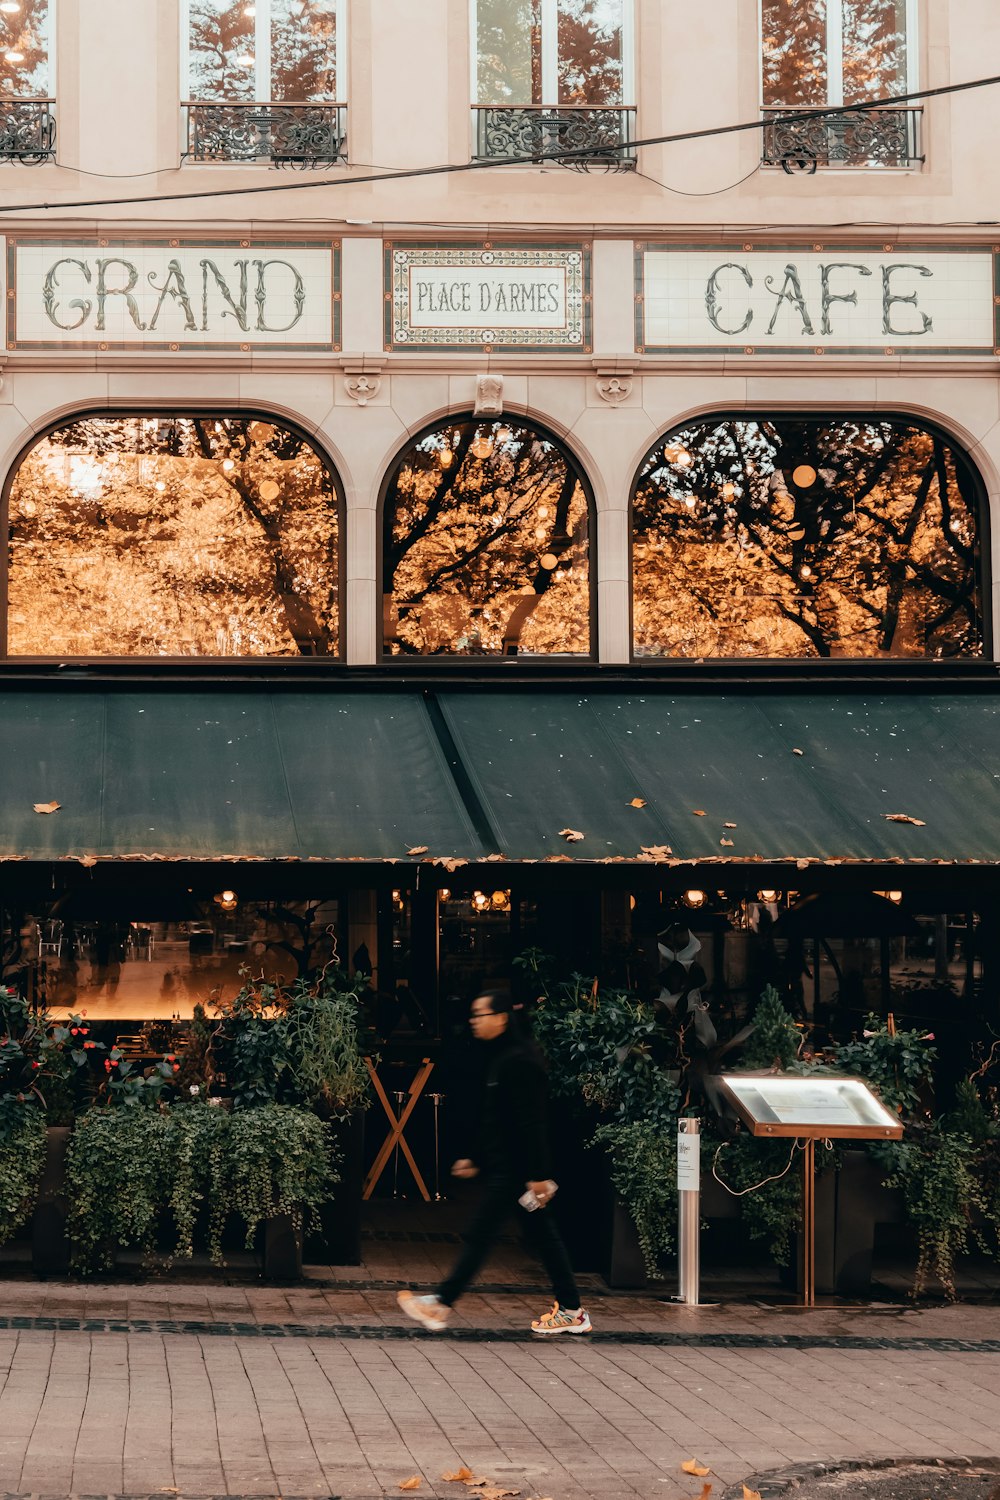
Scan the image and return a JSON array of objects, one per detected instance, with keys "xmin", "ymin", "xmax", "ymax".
[
  {"xmin": 362, "ymin": 1056, "xmax": 435, "ymax": 1202},
  {"xmin": 719, "ymin": 1074, "xmax": 903, "ymax": 1307}
]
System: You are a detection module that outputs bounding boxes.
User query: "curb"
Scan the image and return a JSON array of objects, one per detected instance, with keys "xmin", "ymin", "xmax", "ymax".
[{"xmin": 722, "ymin": 1456, "xmax": 1000, "ymax": 1499}]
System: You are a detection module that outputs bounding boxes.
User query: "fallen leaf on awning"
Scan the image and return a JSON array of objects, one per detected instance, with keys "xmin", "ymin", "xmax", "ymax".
[
  {"xmin": 628, "ymin": 797, "xmax": 647, "ymax": 808},
  {"xmin": 723, "ymin": 822, "xmax": 737, "ymax": 829},
  {"xmin": 485, "ymin": 853, "xmax": 507, "ymax": 862},
  {"xmin": 77, "ymin": 855, "xmax": 98, "ymax": 868},
  {"xmin": 33, "ymin": 801, "xmax": 62, "ymax": 814},
  {"xmin": 692, "ymin": 809, "xmax": 706, "ymax": 816},
  {"xmin": 407, "ymin": 846, "xmax": 429, "ymax": 856},
  {"xmin": 544, "ymin": 854, "xmax": 573, "ymax": 862},
  {"xmin": 720, "ymin": 837, "xmax": 734, "ymax": 847},
  {"xmin": 441, "ymin": 1468, "xmax": 475, "ymax": 1483},
  {"xmin": 640, "ymin": 844, "xmax": 672, "ymax": 858},
  {"xmin": 797, "ymin": 858, "xmax": 810, "ymax": 869},
  {"xmin": 792, "ymin": 747, "xmax": 804, "ymax": 756},
  {"xmin": 558, "ymin": 828, "xmax": 585, "ymax": 842},
  {"xmin": 399, "ymin": 1479, "xmax": 422, "ymax": 1491},
  {"xmin": 743, "ymin": 1485, "xmax": 763, "ymax": 1500},
  {"xmin": 883, "ymin": 813, "xmax": 926, "ymax": 826},
  {"xmin": 432, "ymin": 857, "xmax": 468, "ymax": 872}
]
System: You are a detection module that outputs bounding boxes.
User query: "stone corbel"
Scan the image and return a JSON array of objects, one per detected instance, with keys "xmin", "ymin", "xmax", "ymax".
[
  {"xmin": 473, "ymin": 372, "xmax": 504, "ymax": 416},
  {"xmin": 344, "ymin": 362, "xmax": 383, "ymax": 406},
  {"xmin": 595, "ymin": 364, "xmax": 634, "ymax": 405}
]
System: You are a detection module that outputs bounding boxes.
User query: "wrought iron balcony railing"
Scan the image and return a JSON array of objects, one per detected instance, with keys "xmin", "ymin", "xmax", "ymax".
[
  {"xmin": 762, "ymin": 106, "xmax": 923, "ymax": 172},
  {"xmin": 0, "ymin": 97, "xmax": 56, "ymax": 163},
  {"xmin": 183, "ymin": 101, "xmax": 347, "ymax": 168},
  {"xmin": 473, "ymin": 104, "xmax": 636, "ymax": 171}
]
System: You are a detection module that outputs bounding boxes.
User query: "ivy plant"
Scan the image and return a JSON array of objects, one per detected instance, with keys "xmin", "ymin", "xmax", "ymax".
[{"xmin": 593, "ymin": 1120, "xmax": 679, "ymax": 1276}]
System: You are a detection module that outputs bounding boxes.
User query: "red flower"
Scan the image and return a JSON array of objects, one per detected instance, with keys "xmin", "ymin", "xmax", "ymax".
[
  {"xmin": 31, "ymin": 1061, "xmax": 41, "ymax": 1069},
  {"xmin": 166, "ymin": 1054, "xmax": 176, "ymax": 1062},
  {"xmin": 70, "ymin": 1027, "xmax": 79, "ymax": 1035},
  {"xmin": 104, "ymin": 1060, "xmax": 111, "ymax": 1072},
  {"xmin": 172, "ymin": 1064, "xmax": 180, "ymax": 1072}
]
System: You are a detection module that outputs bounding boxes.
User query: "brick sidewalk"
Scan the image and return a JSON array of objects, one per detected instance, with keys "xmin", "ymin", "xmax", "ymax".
[{"xmin": 0, "ymin": 1280, "xmax": 999, "ymax": 1500}]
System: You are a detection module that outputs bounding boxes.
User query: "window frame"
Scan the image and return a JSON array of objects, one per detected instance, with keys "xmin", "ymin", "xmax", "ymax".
[
  {"xmin": 0, "ymin": 407, "xmax": 347, "ymax": 665},
  {"xmin": 628, "ymin": 409, "xmax": 992, "ymax": 666},
  {"xmin": 469, "ymin": 0, "xmax": 634, "ymax": 107},
  {"xmin": 180, "ymin": 0, "xmax": 346, "ymax": 106},
  {"xmin": 378, "ymin": 410, "xmax": 599, "ymax": 665},
  {"xmin": 758, "ymin": 0, "xmax": 918, "ymax": 110},
  {"xmin": 0, "ymin": 0, "xmax": 56, "ymax": 102}
]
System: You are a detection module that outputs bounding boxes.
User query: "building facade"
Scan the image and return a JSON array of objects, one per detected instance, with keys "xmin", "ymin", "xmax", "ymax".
[{"xmin": 1, "ymin": 0, "xmax": 999, "ymax": 1056}]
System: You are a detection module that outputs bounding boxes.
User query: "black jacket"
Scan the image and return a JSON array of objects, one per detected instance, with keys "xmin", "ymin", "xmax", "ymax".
[{"xmin": 476, "ymin": 1033, "xmax": 554, "ymax": 1183}]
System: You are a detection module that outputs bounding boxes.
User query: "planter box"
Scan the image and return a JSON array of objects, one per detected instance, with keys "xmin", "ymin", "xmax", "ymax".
[
  {"xmin": 307, "ymin": 1106, "xmax": 366, "ymax": 1266},
  {"xmin": 31, "ymin": 1126, "xmax": 72, "ymax": 1276},
  {"xmin": 263, "ymin": 1213, "xmax": 303, "ymax": 1279}
]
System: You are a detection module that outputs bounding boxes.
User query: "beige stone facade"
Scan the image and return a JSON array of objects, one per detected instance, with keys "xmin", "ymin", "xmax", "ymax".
[{"xmin": 1, "ymin": 0, "xmax": 998, "ymax": 664}]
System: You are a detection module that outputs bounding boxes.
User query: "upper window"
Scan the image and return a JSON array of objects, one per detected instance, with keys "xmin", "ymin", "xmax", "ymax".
[
  {"xmin": 632, "ymin": 416, "xmax": 984, "ymax": 661},
  {"xmin": 182, "ymin": 0, "xmax": 345, "ymax": 164},
  {"xmin": 383, "ymin": 417, "xmax": 592, "ymax": 658},
  {"xmin": 5, "ymin": 415, "xmax": 341, "ymax": 658},
  {"xmin": 0, "ymin": 0, "xmax": 50, "ymax": 96},
  {"xmin": 761, "ymin": 1, "xmax": 919, "ymax": 169},
  {"xmin": 472, "ymin": 1, "xmax": 634, "ymax": 167},
  {"xmin": 185, "ymin": 0, "xmax": 340, "ymax": 103}
]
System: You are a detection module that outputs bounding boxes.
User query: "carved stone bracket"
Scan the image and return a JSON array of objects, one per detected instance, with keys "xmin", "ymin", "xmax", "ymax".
[
  {"xmin": 474, "ymin": 373, "xmax": 504, "ymax": 416},
  {"xmin": 344, "ymin": 366, "xmax": 382, "ymax": 406},
  {"xmin": 595, "ymin": 367, "xmax": 633, "ymax": 405}
]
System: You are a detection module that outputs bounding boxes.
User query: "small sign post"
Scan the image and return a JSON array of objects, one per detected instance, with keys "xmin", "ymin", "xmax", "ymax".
[
  {"xmin": 676, "ymin": 1117, "xmax": 701, "ymax": 1306},
  {"xmin": 718, "ymin": 1075, "xmax": 903, "ymax": 1306}
]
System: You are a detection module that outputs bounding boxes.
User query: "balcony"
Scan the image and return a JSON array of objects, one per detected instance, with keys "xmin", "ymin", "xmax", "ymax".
[
  {"xmin": 472, "ymin": 104, "xmax": 636, "ymax": 171},
  {"xmin": 0, "ymin": 97, "xmax": 55, "ymax": 163},
  {"xmin": 762, "ymin": 106, "xmax": 923, "ymax": 172},
  {"xmin": 183, "ymin": 101, "xmax": 347, "ymax": 168}
]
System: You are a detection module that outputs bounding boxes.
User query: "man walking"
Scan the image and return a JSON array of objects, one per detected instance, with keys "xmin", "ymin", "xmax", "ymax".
[{"xmin": 398, "ymin": 989, "xmax": 591, "ymax": 1336}]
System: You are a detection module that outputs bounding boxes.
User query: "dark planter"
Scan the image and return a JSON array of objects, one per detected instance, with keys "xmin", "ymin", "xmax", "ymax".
[
  {"xmin": 606, "ymin": 1198, "xmax": 649, "ymax": 1288},
  {"xmin": 784, "ymin": 1149, "xmax": 905, "ymax": 1297},
  {"xmin": 307, "ymin": 1106, "xmax": 366, "ymax": 1266},
  {"xmin": 263, "ymin": 1213, "xmax": 303, "ymax": 1278},
  {"xmin": 31, "ymin": 1126, "xmax": 72, "ymax": 1276}
]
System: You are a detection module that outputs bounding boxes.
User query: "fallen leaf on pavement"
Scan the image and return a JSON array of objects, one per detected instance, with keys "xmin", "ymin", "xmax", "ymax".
[
  {"xmin": 399, "ymin": 1478, "xmax": 422, "ymax": 1491},
  {"xmin": 628, "ymin": 797, "xmax": 647, "ymax": 808},
  {"xmin": 681, "ymin": 1460, "xmax": 711, "ymax": 1477},
  {"xmin": 697, "ymin": 1485, "xmax": 712, "ymax": 1500},
  {"xmin": 441, "ymin": 1468, "xmax": 475, "ymax": 1482},
  {"xmin": 743, "ymin": 1485, "xmax": 763, "ymax": 1500},
  {"xmin": 883, "ymin": 813, "xmax": 926, "ymax": 826},
  {"xmin": 33, "ymin": 801, "xmax": 61, "ymax": 814},
  {"xmin": 407, "ymin": 845, "xmax": 429, "ymax": 856},
  {"xmin": 558, "ymin": 828, "xmax": 585, "ymax": 842}
]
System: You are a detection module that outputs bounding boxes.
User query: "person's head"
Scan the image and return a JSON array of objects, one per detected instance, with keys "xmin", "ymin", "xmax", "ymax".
[{"xmin": 469, "ymin": 988, "xmax": 512, "ymax": 1042}]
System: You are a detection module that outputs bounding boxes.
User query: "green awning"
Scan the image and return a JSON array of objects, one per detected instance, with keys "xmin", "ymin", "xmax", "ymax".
[
  {"xmin": 0, "ymin": 691, "xmax": 482, "ymax": 861},
  {"xmin": 1, "ymin": 687, "xmax": 999, "ymax": 865},
  {"xmin": 439, "ymin": 692, "xmax": 1000, "ymax": 864}
]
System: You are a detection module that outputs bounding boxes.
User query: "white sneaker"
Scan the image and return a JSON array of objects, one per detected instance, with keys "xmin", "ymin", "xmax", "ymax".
[
  {"xmin": 531, "ymin": 1302, "xmax": 593, "ymax": 1336},
  {"xmin": 398, "ymin": 1290, "xmax": 451, "ymax": 1332}
]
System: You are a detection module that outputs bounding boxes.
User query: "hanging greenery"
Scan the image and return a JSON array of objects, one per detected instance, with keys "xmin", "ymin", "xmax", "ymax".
[
  {"xmin": 0, "ymin": 1099, "xmax": 47, "ymax": 1249},
  {"xmin": 593, "ymin": 1120, "xmax": 679, "ymax": 1276}
]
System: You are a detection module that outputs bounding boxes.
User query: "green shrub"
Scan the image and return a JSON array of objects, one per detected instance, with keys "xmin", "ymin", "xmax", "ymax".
[
  {"xmin": 594, "ymin": 1120, "xmax": 678, "ymax": 1276},
  {"xmin": 0, "ymin": 1099, "xmax": 46, "ymax": 1248}
]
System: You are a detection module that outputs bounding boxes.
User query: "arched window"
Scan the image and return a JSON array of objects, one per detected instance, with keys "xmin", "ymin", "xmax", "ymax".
[
  {"xmin": 382, "ymin": 416, "xmax": 592, "ymax": 657},
  {"xmin": 4, "ymin": 414, "xmax": 342, "ymax": 657},
  {"xmin": 632, "ymin": 415, "xmax": 985, "ymax": 660}
]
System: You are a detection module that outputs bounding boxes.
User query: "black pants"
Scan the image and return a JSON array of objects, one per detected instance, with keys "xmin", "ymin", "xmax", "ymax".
[{"xmin": 437, "ymin": 1174, "xmax": 581, "ymax": 1309}]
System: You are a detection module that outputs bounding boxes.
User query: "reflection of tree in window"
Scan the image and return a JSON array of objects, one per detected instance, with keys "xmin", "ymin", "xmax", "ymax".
[
  {"xmin": 632, "ymin": 418, "xmax": 983, "ymax": 660},
  {"xmin": 7, "ymin": 416, "xmax": 340, "ymax": 657},
  {"xmin": 475, "ymin": 0, "xmax": 624, "ymax": 105},
  {"xmin": 188, "ymin": 0, "xmax": 255, "ymax": 100},
  {"xmin": 188, "ymin": 0, "xmax": 338, "ymax": 102},
  {"xmin": 383, "ymin": 420, "xmax": 590, "ymax": 656},
  {"xmin": 271, "ymin": 0, "xmax": 337, "ymax": 101},
  {"xmin": 762, "ymin": 0, "xmax": 907, "ymax": 107},
  {"xmin": 0, "ymin": 0, "xmax": 49, "ymax": 97}
]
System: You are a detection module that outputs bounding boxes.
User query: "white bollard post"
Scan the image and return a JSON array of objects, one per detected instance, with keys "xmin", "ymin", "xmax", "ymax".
[{"xmin": 676, "ymin": 1117, "xmax": 701, "ymax": 1306}]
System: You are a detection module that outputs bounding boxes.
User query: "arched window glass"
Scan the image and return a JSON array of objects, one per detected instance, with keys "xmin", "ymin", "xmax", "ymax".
[
  {"xmin": 383, "ymin": 417, "xmax": 591, "ymax": 657},
  {"xmin": 632, "ymin": 416, "xmax": 984, "ymax": 660},
  {"xmin": 5, "ymin": 414, "xmax": 341, "ymax": 657}
]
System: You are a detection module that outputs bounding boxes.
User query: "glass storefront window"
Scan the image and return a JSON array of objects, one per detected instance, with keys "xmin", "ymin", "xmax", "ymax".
[
  {"xmin": 383, "ymin": 418, "xmax": 591, "ymax": 657},
  {"xmin": 632, "ymin": 416, "xmax": 984, "ymax": 660},
  {"xmin": 0, "ymin": 0, "xmax": 50, "ymax": 98},
  {"xmin": 6, "ymin": 415, "xmax": 341, "ymax": 657},
  {"xmin": 473, "ymin": 0, "xmax": 628, "ymax": 106},
  {"xmin": 185, "ymin": 0, "xmax": 341, "ymax": 103},
  {"xmin": 5, "ymin": 899, "xmax": 340, "ymax": 1021}
]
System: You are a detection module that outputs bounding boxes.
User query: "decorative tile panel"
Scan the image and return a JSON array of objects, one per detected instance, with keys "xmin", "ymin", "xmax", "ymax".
[
  {"xmin": 5, "ymin": 237, "xmax": 340, "ymax": 351},
  {"xmin": 636, "ymin": 244, "xmax": 999, "ymax": 356},
  {"xmin": 385, "ymin": 242, "xmax": 591, "ymax": 352}
]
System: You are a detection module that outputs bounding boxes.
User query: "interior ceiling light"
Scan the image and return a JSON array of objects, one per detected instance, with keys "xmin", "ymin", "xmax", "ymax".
[
  {"xmin": 236, "ymin": 52, "xmax": 255, "ymax": 67},
  {"xmin": 792, "ymin": 464, "xmax": 818, "ymax": 488},
  {"xmin": 0, "ymin": 2, "xmax": 21, "ymax": 13},
  {"xmin": 4, "ymin": 48, "xmax": 23, "ymax": 60},
  {"xmin": 471, "ymin": 433, "xmax": 494, "ymax": 460},
  {"xmin": 682, "ymin": 889, "xmax": 707, "ymax": 908}
]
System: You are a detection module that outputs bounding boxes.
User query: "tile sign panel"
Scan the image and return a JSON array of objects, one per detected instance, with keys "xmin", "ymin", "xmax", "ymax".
[
  {"xmin": 5, "ymin": 236, "xmax": 340, "ymax": 351},
  {"xmin": 386, "ymin": 241, "xmax": 591, "ymax": 352},
  {"xmin": 636, "ymin": 243, "xmax": 1000, "ymax": 356}
]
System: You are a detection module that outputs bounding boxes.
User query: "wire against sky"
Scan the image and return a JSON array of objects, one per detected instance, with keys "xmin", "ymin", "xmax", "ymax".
[{"xmin": 2, "ymin": 71, "xmax": 999, "ymax": 217}]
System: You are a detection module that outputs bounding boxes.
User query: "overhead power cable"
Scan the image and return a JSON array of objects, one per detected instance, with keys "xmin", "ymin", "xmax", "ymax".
[{"xmin": 1, "ymin": 71, "xmax": 999, "ymax": 216}]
